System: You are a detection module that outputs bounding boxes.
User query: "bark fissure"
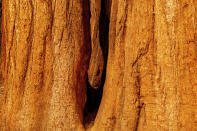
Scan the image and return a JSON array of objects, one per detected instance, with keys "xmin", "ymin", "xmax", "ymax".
[{"xmin": 84, "ymin": 0, "xmax": 110, "ymax": 128}]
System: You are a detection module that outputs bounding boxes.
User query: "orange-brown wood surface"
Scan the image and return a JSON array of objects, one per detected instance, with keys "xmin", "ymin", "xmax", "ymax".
[{"xmin": 0, "ymin": 0, "xmax": 197, "ymax": 131}]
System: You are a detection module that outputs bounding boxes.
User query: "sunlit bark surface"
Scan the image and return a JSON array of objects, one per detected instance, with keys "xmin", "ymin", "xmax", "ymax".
[
  {"xmin": 93, "ymin": 0, "xmax": 197, "ymax": 130},
  {"xmin": 0, "ymin": 0, "xmax": 197, "ymax": 131},
  {"xmin": 0, "ymin": 0, "xmax": 90, "ymax": 130}
]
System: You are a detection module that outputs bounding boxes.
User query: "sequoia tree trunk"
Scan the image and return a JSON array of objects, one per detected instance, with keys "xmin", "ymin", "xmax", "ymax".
[
  {"xmin": 92, "ymin": 0, "xmax": 197, "ymax": 130},
  {"xmin": 1, "ymin": 0, "xmax": 197, "ymax": 131},
  {"xmin": 0, "ymin": 0, "xmax": 90, "ymax": 130}
]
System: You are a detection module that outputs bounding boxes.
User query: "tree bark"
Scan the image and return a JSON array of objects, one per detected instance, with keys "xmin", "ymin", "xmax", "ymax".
[
  {"xmin": 0, "ymin": 0, "xmax": 90, "ymax": 130},
  {"xmin": 92, "ymin": 0, "xmax": 197, "ymax": 130},
  {"xmin": 1, "ymin": 0, "xmax": 197, "ymax": 131},
  {"xmin": 88, "ymin": 0, "xmax": 110, "ymax": 89},
  {"xmin": 88, "ymin": 0, "xmax": 103, "ymax": 89}
]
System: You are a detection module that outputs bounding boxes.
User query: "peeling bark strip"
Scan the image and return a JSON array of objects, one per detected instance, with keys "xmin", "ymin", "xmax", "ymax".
[
  {"xmin": 88, "ymin": 0, "xmax": 104, "ymax": 88},
  {"xmin": 88, "ymin": 0, "xmax": 110, "ymax": 89}
]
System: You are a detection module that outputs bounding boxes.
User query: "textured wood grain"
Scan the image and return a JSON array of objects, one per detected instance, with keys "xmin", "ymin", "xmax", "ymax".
[
  {"xmin": 88, "ymin": 0, "xmax": 110, "ymax": 89},
  {"xmin": 88, "ymin": 0, "xmax": 104, "ymax": 89},
  {"xmin": 0, "ymin": 0, "xmax": 90, "ymax": 130},
  {"xmin": 1, "ymin": 0, "xmax": 197, "ymax": 130},
  {"xmin": 92, "ymin": 0, "xmax": 197, "ymax": 130},
  {"xmin": 0, "ymin": 72, "xmax": 3, "ymax": 115}
]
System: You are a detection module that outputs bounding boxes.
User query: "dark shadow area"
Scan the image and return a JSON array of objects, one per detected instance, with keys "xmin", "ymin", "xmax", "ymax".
[
  {"xmin": 99, "ymin": 0, "xmax": 109, "ymax": 70},
  {"xmin": 83, "ymin": 0, "xmax": 110, "ymax": 128},
  {"xmin": 83, "ymin": 73, "xmax": 104, "ymax": 128},
  {"xmin": 0, "ymin": 0, "xmax": 2, "ymax": 53}
]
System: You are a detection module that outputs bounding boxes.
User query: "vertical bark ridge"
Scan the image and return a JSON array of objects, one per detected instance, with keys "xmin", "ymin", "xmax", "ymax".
[
  {"xmin": 46, "ymin": 0, "xmax": 90, "ymax": 130},
  {"xmin": 138, "ymin": 0, "xmax": 197, "ymax": 130},
  {"xmin": 92, "ymin": 0, "xmax": 143, "ymax": 130},
  {"xmin": 88, "ymin": 0, "xmax": 104, "ymax": 89},
  {"xmin": 0, "ymin": 0, "xmax": 91, "ymax": 130}
]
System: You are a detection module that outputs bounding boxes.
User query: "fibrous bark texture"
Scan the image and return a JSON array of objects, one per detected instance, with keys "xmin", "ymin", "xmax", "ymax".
[
  {"xmin": 92, "ymin": 0, "xmax": 197, "ymax": 130},
  {"xmin": 0, "ymin": 0, "xmax": 90, "ymax": 130},
  {"xmin": 0, "ymin": 72, "xmax": 3, "ymax": 114},
  {"xmin": 0, "ymin": 0, "xmax": 3, "ymax": 119},
  {"xmin": 1, "ymin": 0, "xmax": 197, "ymax": 131},
  {"xmin": 88, "ymin": 0, "xmax": 109, "ymax": 89},
  {"xmin": 88, "ymin": 0, "xmax": 102, "ymax": 89}
]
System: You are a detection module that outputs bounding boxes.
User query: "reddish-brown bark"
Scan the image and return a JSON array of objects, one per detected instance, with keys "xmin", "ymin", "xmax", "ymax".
[
  {"xmin": 0, "ymin": 0, "xmax": 197, "ymax": 131},
  {"xmin": 0, "ymin": 0, "xmax": 90, "ymax": 130}
]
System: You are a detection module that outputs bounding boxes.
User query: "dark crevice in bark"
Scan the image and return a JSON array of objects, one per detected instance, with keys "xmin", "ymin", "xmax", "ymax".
[
  {"xmin": 83, "ymin": 0, "xmax": 110, "ymax": 128},
  {"xmin": 84, "ymin": 76, "xmax": 104, "ymax": 128},
  {"xmin": 0, "ymin": 0, "xmax": 1, "ymax": 54},
  {"xmin": 0, "ymin": 0, "xmax": 2, "ymax": 72},
  {"xmin": 135, "ymin": 73, "xmax": 143, "ymax": 131},
  {"xmin": 99, "ymin": 0, "xmax": 109, "ymax": 67},
  {"xmin": 80, "ymin": 0, "xmax": 92, "ymax": 120},
  {"xmin": 0, "ymin": 0, "xmax": 1, "ymax": 52}
]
